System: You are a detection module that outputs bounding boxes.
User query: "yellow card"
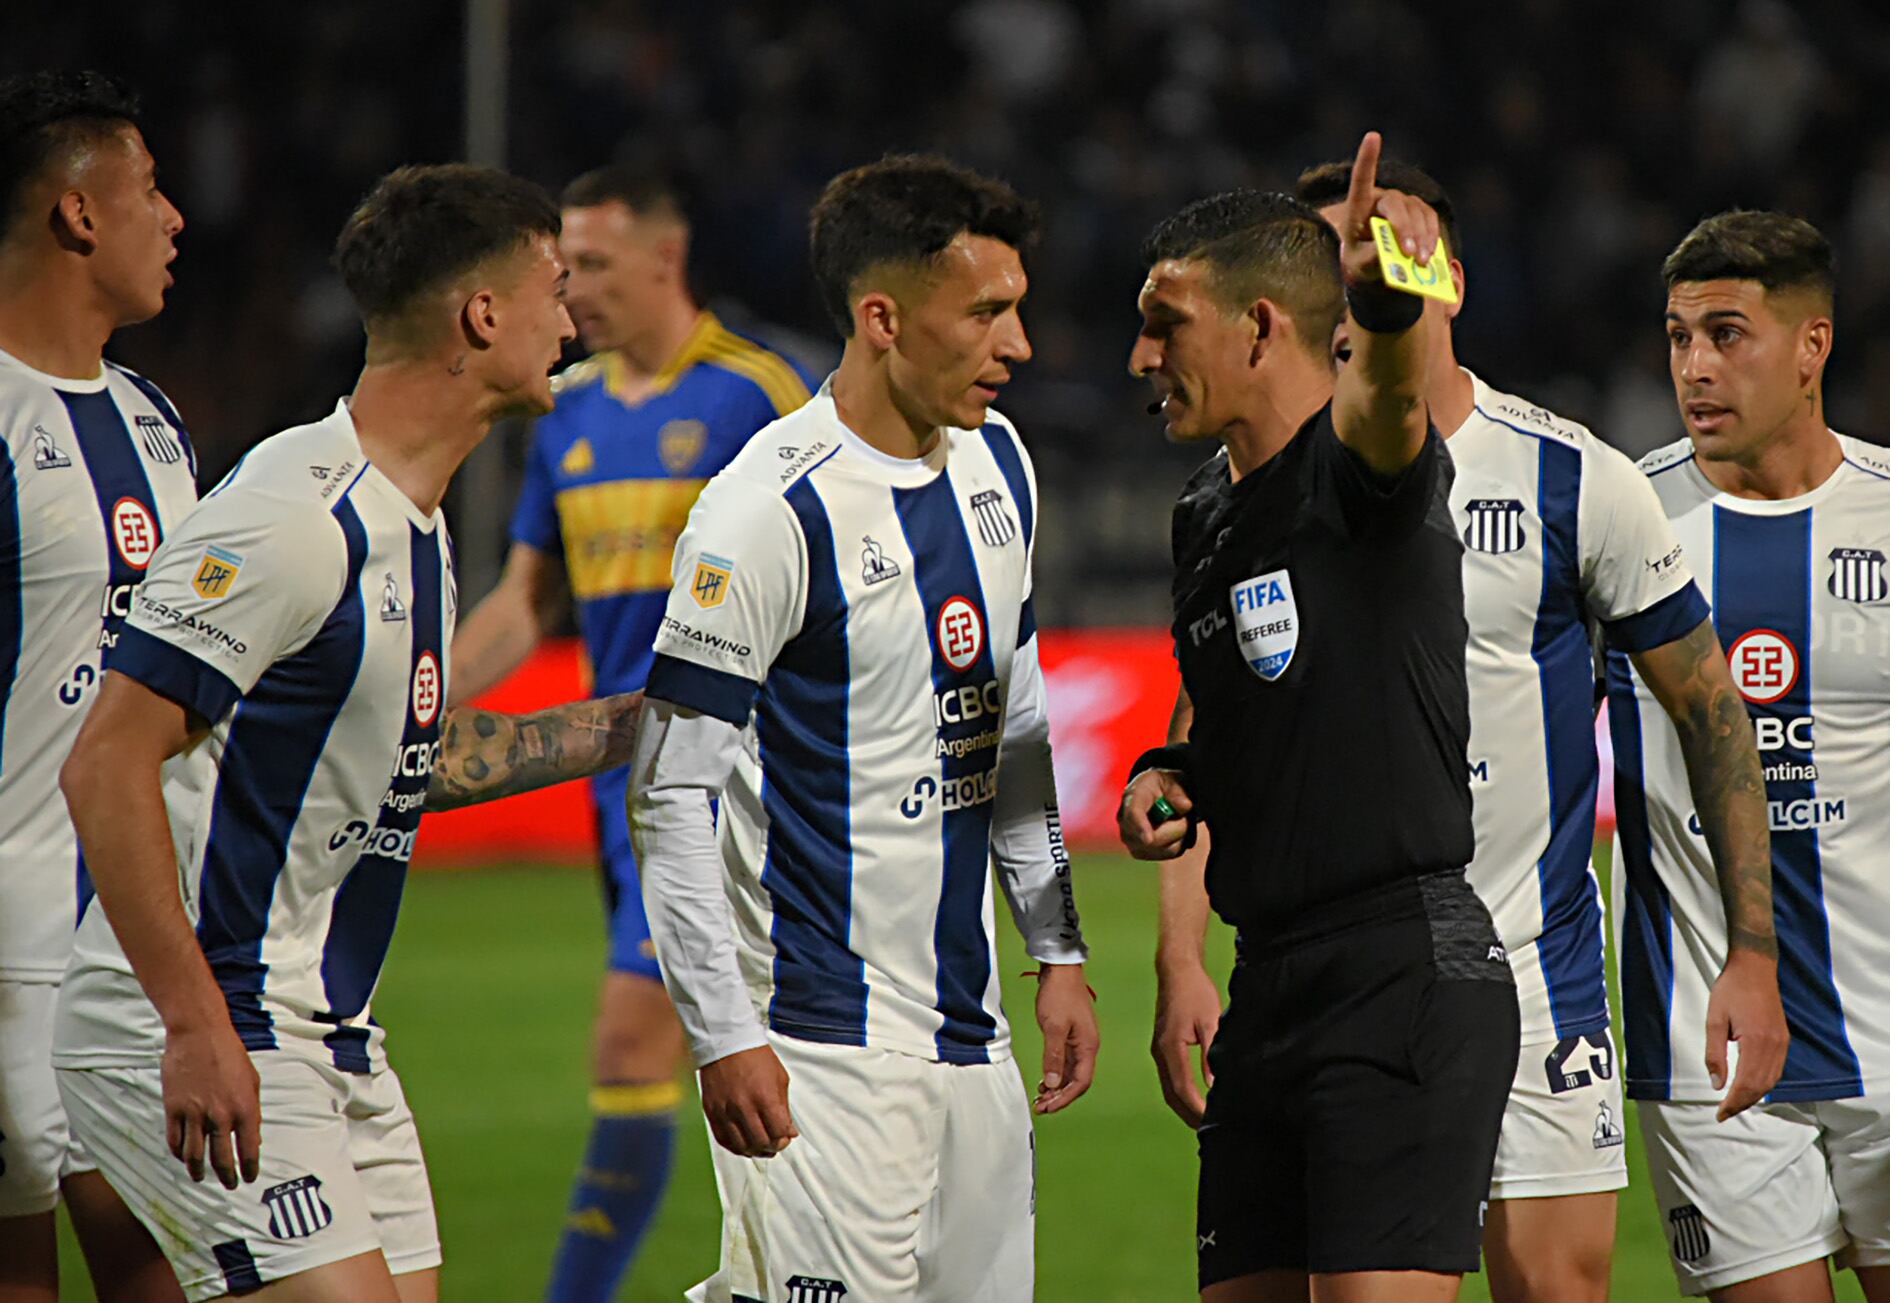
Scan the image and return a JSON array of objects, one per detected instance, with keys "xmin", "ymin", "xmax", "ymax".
[{"xmin": 1369, "ymin": 216, "xmax": 1457, "ymax": 303}]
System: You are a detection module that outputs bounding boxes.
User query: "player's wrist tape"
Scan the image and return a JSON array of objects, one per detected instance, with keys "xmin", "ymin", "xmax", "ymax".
[
  {"xmin": 1346, "ymin": 280, "xmax": 1424, "ymax": 334},
  {"xmin": 1128, "ymin": 743, "xmax": 1193, "ymax": 789}
]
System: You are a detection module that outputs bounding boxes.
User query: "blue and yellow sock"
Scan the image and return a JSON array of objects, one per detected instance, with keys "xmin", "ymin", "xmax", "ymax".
[{"xmin": 545, "ymin": 1080, "xmax": 682, "ymax": 1302}]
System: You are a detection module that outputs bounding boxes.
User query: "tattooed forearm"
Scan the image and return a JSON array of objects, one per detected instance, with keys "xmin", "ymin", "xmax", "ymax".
[
  {"xmin": 1633, "ymin": 619, "xmax": 1776, "ymax": 959},
  {"xmin": 425, "ymin": 691, "xmax": 644, "ymax": 812}
]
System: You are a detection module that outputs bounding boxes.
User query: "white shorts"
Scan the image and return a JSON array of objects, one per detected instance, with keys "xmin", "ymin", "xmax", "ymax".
[
  {"xmin": 1639, "ymin": 1095, "xmax": 1890, "ymax": 1295},
  {"xmin": 690, "ymin": 1032, "xmax": 1035, "ymax": 1303},
  {"xmin": 58, "ymin": 1052, "xmax": 440, "ymax": 1302},
  {"xmin": 1488, "ymin": 1027, "xmax": 1629, "ymax": 1200},
  {"xmin": 0, "ymin": 980, "xmax": 94, "ymax": 1218}
]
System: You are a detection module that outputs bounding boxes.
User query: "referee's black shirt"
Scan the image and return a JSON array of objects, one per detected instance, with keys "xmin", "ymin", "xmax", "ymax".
[{"xmin": 1170, "ymin": 402, "xmax": 1473, "ymax": 936}]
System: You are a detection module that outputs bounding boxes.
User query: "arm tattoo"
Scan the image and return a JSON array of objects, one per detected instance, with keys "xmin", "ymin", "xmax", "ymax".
[
  {"xmin": 425, "ymin": 691, "xmax": 643, "ymax": 812},
  {"xmin": 1636, "ymin": 619, "xmax": 1777, "ymax": 959}
]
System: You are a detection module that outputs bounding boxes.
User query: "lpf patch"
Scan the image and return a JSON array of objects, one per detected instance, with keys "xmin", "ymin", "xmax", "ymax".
[
  {"xmin": 111, "ymin": 497, "xmax": 159, "ymax": 570},
  {"xmin": 1726, "ymin": 628, "xmax": 1799, "ymax": 705},
  {"xmin": 1229, "ymin": 569, "xmax": 1297, "ymax": 681},
  {"xmin": 659, "ymin": 419, "xmax": 708, "ymax": 474},
  {"xmin": 691, "ymin": 553, "xmax": 734, "ymax": 608},
  {"xmin": 412, "ymin": 650, "xmax": 442, "ymax": 727},
  {"xmin": 191, "ymin": 546, "xmax": 243, "ymax": 601},
  {"xmin": 1829, "ymin": 547, "xmax": 1888, "ymax": 603}
]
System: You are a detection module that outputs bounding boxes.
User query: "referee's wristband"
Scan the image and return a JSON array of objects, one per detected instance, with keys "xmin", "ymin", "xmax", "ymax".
[
  {"xmin": 1346, "ymin": 280, "xmax": 1424, "ymax": 334},
  {"xmin": 1127, "ymin": 743, "xmax": 1193, "ymax": 789}
]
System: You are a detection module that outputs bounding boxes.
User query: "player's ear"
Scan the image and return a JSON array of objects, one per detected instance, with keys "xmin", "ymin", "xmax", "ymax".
[
  {"xmin": 855, "ymin": 289, "xmax": 900, "ymax": 352},
  {"xmin": 461, "ymin": 288, "xmax": 501, "ymax": 349},
  {"xmin": 1799, "ymin": 313, "xmax": 1834, "ymax": 386},
  {"xmin": 1247, "ymin": 298, "xmax": 1280, "ymax": 368},
  {"xmin": 50, "ymin": 189, "xmax": 99, "ymax": 254},
  {"xmin": 1445, "ymin": 258, "xmax": 1466, "ymax": 322}
]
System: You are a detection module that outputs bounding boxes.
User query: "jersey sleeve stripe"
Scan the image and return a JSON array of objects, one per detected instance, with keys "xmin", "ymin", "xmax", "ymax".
[
  {"xmin": 1607, "ymin": 648, "xmax": 1677, "ymax": 1098},
  {"xmin": 108, "ymin": 626, "xmax": 242, "ymax": 725},
  {"xmin": 193, "ymin": 499, "xmax": 371, "ymax": 1054},
  {"xmin": 757, "ymin": 478, "xmax": 868, "ymax": 1044},
  {"xmin": 646, "ymin": 652, "xmax": 758, "ymax": 727},
  {"xmin": 978, "ymin": 422, "xmax": 1034, "ymax": 547},
  {"xmin": 0, "ymin": 441, "xmax": 18, "ymax": 768},
  {"xmin": 701, "ymin": 336, "xmax": 813, "ymax": 417},
  {"xmin": 1602, "ymin": 581, "xmax": 1709, "ymax": 653}
]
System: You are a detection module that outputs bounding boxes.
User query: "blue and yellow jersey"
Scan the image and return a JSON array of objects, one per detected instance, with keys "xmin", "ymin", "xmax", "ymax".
[{"xmin": 510, "ymin": 313, "xmax": 815, "ymax": 695}]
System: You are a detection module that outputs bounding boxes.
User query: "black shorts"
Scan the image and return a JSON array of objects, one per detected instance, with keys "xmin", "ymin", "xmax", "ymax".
[{"xmin": 1197, "ymin": 871, "xmax": 1519, "ymax": 1285}]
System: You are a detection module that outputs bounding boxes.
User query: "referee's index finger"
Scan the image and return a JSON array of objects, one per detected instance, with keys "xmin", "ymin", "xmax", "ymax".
[{"xmin": 1346, "ymin": 131, "xmax": 1383, "ymax": 223}]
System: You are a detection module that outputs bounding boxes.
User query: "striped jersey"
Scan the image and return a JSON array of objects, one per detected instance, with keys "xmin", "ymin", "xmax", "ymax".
[
  {"xmin": 641, "ymin": 391, "xmax": 1085, "ymax": 1065},
  {"xmin": 1611, "ymin": 432, "xmax": 1890, "ymax": 1102},
  {"xmin": 0, "ymin": 346, "xmax": 198, "ymax": 981},
  {"xmin": 54, "ymin": 401, "xmax": 453, "ymax": 1074},
  {"xmin": 511, "ymin": 312, "xmax": 814, "ymax": 697},
  {"xmin": 1451, "ymin": 373, "xmax": 1707, "ymax": 1043}
]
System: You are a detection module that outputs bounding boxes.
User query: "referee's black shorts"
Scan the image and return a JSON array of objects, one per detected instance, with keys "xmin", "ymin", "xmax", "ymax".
[{"xmin": 1197, "ymin": 870, "xmax": 1519, "ymax": 1286}]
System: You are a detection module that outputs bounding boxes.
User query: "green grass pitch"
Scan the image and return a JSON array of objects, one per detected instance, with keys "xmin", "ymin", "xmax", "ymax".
[{"xmin": 58, "ymin": 851, "xmax": 1865, "ymax": 1300}]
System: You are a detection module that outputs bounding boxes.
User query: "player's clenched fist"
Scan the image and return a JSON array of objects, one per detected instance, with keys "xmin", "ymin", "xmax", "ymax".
[
  {"xmin": 1118, "ymin": 767, "xmax": 1194, "ymax": 861},
  {"xmin": 699, "ymin": 1043, "xmax": 799, "ymax": 1158}
]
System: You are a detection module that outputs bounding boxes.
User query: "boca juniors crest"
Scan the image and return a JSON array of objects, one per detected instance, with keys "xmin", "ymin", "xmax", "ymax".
[
  {"xmin": 1229, "ymin": 569, "xmax": 1298, "ymax": 681},
  {"xmin": 1829, "ymin": 547, "xmax": 1888, "ymax": 603}
]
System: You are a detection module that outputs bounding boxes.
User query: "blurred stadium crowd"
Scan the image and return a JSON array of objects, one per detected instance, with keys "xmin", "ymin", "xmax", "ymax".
[{"xmin": 13, "ymin": 0, "xmax": 1890, "ymax": 623}]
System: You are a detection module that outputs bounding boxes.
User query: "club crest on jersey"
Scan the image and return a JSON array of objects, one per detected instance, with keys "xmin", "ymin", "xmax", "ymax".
[
  {"xmin": 380, "ymin": 572, "xmax": 407, "ymax": 622},
  {"xmin": 191, "ymin": 546, "xmax": 244, "ymax": 601},
  {"xmin": 136, "ymin": 414, "xmax": 183, "ymax": 465},
  {"xmin": 860, "ymin": 536, "xmax": 901, "ymax": 586},
  {"xmin": 659, "ymin": 419, "xmax": 707, "ymax": 474},
  {"xmin": 969, "ymin": 488, "xmax": 1017, "ymax": 547},
  {"xmin": 785, "ymin": 1276, "xmax": 848, "ymax": 1303},
  {"xmin": 412, "ymin": 651, "xmax": 441, "ymax": 727},
  {"xmin": 936, "ymin": 595, "xmax": 985, "ymax": 672},
  {"xmin": 1727, "ymin": 628, "xmax": 1799, "ymax": 705},
  {"xmin": 1829, "ymin": 547, "xmax": 1888, "ymax": 603},
  {"xmin": 691, "ymin": 553, "xmax": 734, "ymax": 608},
  {"xmin": 31, "ymin": 424, "xmax": 70, "ymax": 469},
  {"xmin": 263, "ymin": 1175, "xmax": 334, "ymax": 1240},
  {"xmin": 111, "ymin": 497, "xmax": 159, "ymax": 570},
  {"xmin": 1462, "ymin": 498, "xmax": 1527, "ymax": 554},
  {"xmin": 1230, "ymin": 569, "xmax": 1297, "ymax": 681}
]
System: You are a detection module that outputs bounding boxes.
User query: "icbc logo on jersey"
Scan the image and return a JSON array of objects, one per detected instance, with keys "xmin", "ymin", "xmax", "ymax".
[
  {"xmin": 111, "ymin": 497, "xmax": 158, "ymax": 570},
  {"xmin": 937, "ymin": 595, "xmax": 985, "ymax": 673},
  {"xmin": 411, "ymin": 651, "xmax": 441, "ymax": 727},
  {"xmin": 1727, "ymin": 629, "xmax": 1800, "ymax": 705}
]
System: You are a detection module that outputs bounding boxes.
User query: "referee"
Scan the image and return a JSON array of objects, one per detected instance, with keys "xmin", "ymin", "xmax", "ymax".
[{"xmin": 1120, "ymin": 134, "xmax": 1519, "ymax": 1302}]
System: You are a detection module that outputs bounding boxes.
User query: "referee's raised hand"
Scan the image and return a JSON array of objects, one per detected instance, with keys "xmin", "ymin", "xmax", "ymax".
[{"xmin": 1334, "ymin": 130, "xmax": 1442, "ymax": 288}]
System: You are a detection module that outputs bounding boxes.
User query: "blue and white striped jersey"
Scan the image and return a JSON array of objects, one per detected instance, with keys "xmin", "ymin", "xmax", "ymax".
[
  {"xmin": 637, "ymin": 390, "xmax": 1085, "ymax": 1066},
  {"xmin": 54, "ymin": 401, "xmax": 453, "ymax": 1075},
  {"xmin": 1452, "ymin": 373, "xmax": 1707, "ymax": 1044},
  {"xmin": 1612, "ymin": 433, "xmax": 1890, "ymax": 1102},
  {"xmin": 0, "ymin": 346, "xmax": 198, "ymax": 980}
]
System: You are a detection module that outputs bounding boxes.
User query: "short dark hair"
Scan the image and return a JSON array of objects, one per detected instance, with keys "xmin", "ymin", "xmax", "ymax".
[
  {"xmin": 1293, "ymin": 157, "xmax": 1461, "ymax": 259},
  {"xmin": 560, "ymin": 162, "xmax": 687, "ymax": 222},
  {"xmin": 1141, "ymin": 190, "xmax": 1345, "ymax": 354},
  {"xmin": 0, "ymin": 70, "xmax": 142, "ymax": 242},
  {"xmin": 809, "ymin": 154, "xmax": 1039, "ymax": 336},
  {"xmin": 333, "ymin": 164, "xmax": 561, "ymax": 333},
  {"xmin": 1662, "ymin": 210, "xmax": 1836, "ymax": 307}
]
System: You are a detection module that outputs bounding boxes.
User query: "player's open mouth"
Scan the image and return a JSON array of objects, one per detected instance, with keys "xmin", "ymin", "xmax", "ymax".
[
  {"xmin": 1685, "ymin": 402, "xmax": 1731, "ymax": 431},
  {"xmin": 972, "ymin": 381, "xmax": 1004, "ymax": 402}
]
